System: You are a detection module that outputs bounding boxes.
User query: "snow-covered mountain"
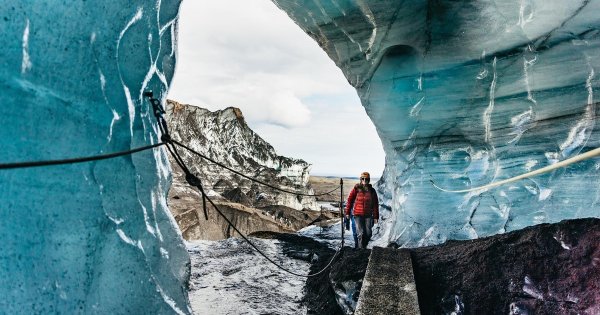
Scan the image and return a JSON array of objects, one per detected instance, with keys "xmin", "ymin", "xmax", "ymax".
[{"xmin": 165, "ymin": 100, "xmax": 318, "ymax": 210}]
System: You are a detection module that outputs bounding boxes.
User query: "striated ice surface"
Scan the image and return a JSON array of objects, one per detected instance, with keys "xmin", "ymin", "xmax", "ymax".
[
  {"xmin": 0, "ymin": 1, "xmax": 191, "ymax": 313},
  {"xmin": 272, "ymin": 0, "xmax": 600, "ymax": 246}
]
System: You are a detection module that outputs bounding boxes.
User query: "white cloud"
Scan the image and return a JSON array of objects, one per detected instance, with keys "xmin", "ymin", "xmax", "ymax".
[
  {"xmin": 265, "ymin": 91, "xmax": 311, "ymax": 127},
  {"xmin": 169, "ymin": 0, "xmax": 385, "ymax": 176},
  {"xmin": 170, "ymin": 0, "xmax": 343, "ymax": 125}
]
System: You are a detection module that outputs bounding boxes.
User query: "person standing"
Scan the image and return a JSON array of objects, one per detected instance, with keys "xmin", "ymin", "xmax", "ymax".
[{"xmin": 345, "ymin": 172, "xmax": 379, "ymax": 249}]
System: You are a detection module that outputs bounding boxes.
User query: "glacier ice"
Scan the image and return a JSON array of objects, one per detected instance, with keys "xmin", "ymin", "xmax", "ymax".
[
  {"xmin": 272, "ymin": 0, "xmax": 600, "ymax": 246},
  {"xmin": 0, "ymin": 1, "xmax": 191, "ymax": 313}
]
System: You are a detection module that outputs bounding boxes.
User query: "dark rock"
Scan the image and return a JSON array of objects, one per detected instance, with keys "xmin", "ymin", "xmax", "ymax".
[
  {"xmin": 329, "ymin": 248, "xmax": 371, "ymax": 314},
  {"xmin": 245, "ymin": 234, "xmax": 370, "ymax": 315},
  {"xmin": 169, "ymin": 193, "xmax": 328, "ymax": 240},
  {"xmin": 222, "ymin": 187, "xmax": 252, "ymax": 205},
  {"xmin": 213, "ymin": 178, "xmax": 234, "ymax": 192},
  {"xmin": 411, "ymin": 218, "xmax": 600, "ymax": 314},
  {"xmin": 193, "ymin": 218, "xmax": 598, "ymax": 314}
]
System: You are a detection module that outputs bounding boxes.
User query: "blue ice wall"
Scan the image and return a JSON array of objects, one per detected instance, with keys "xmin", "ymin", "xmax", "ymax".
[
  {"xmin": 0, "ymin": 1, "xmax": 191, "ymax": 313},
  {"xmin": 272, "ymin": 0, "xmax": 600, "ymax": 246}
]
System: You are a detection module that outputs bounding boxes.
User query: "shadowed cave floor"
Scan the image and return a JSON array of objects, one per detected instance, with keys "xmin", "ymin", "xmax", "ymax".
[{"xmin": 187, "ymin": 218, "xmax": 599, "ymax": 314}]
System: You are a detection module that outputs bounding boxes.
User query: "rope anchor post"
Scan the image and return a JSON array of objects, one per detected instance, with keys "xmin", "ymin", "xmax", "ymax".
[{"xmin": 340, "ymin": 178, "xmax": 344, "ymax": 248}]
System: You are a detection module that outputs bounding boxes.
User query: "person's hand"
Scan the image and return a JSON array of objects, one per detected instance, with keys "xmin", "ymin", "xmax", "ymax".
[{"xmin": 374, "ymin": 219, "xmax": 379, "ymax": 224}]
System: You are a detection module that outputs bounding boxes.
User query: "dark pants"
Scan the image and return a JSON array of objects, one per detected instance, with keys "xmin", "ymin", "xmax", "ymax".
[{"xmin": 354, "ymin": 216, "xmax": 373, "ymax": 249}]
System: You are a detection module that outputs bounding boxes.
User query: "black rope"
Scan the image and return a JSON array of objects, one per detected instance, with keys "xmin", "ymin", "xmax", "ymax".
[
  {"xmin": 170, "ymin": 139, "xmax": 340, "ymax": 197},
  {"xmin": 190, "ymin": 181, "xmax": 343, "ymax": 277},
  {"xmin": 165, "ymin": 143, "xmax": 188, "ymax": 172},
  {"xmin": 146, "ymin": 91, "xmax": 340, "ymax": 198},
  {"xmin": 144, "ymin": 91, "xmax": 345, "ymax": 278},
  {"xmin": 161, "ymin": 137, "xmax": 209, "ymax": 222},
  {"xmin": 0, "ymin": 142, "xmax": 165, "ymax": 170},
  {"xmin": 0, "ymin": 91, "xmax": 345, "ymax": 278},
  {"xmin": 171, "ymin": 133, "xmax": 344, "ymax": 277}
]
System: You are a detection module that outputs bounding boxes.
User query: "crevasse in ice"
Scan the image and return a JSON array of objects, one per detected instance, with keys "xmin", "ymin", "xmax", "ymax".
[
  {"xmin": 272, "ymin": 0, "xmax": 600, "ymax": 246},
  {"xmin": 0, "ymin": 1, "xmax": 191, "ymax": 313}
]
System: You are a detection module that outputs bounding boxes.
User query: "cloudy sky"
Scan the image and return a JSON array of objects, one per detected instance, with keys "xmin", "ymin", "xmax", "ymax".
[{"xmin": 169, "ymin": 0, "xmax": 385, "ymax": 177}]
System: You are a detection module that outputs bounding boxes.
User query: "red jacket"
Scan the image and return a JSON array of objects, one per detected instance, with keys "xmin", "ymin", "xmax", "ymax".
[{"xmin": 345, "ymin": 184, "xmax": 379, "ymax": 219}]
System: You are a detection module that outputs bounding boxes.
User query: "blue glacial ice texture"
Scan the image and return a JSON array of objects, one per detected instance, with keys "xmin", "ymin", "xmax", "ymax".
[
  {"xmin": 272, "ymin": 0, "xmax": 600, "ymax": 247},
  {"xmin": 0, "ymin": 1, "xmax": 192, "ymax": 313}
]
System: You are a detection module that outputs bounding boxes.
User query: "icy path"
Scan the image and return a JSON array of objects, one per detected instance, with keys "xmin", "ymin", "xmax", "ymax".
[
  {"xmin": 187, "ymin": 238, "xmax": 309, "ymax": 315},
  {"xmin": 186, "ymin": 222, "xmax": 360, "ymax": 314}
]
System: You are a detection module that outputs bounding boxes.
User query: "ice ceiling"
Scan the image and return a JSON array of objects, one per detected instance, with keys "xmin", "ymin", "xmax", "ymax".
[{"xmin": 272, "ymin": 0, "xmax": 600, "ymax": 246}]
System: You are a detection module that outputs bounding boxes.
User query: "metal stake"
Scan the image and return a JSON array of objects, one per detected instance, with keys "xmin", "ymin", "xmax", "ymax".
[{"xmin": 340, "ymin": 178, "xmax": 344, "ymax": 247}]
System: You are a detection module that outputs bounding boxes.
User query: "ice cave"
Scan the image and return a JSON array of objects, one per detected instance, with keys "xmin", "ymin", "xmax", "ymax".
[
  {"xmin": 271, "ymin": 0, "xmax": 600, "ymax": 247},
  {"xmin": 1, "ymin": 0, "xmax": 600, "ymax": 313}
]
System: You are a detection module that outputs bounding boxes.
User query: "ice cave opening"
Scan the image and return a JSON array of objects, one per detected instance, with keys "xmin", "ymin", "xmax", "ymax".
[{"xmin": 2, "ymin": 0, "xmax": 600, "ymax": 313}]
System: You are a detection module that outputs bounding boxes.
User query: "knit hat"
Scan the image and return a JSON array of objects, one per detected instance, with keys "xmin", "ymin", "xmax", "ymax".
[{"xmin": 360, "ymin": 172, "xmax": 370, "ymax": 179}]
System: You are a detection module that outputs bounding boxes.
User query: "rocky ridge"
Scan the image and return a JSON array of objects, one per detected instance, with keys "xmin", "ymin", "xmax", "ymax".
[
  {"xmin": 166, "ymin": 100, "xmax": 317, "ymax": 210},
  {"xmin": 165, "ymin": 100, "xmax": 324, "ymax": 240}
]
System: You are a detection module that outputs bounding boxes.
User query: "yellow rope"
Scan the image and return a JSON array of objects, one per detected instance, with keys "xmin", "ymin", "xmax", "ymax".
[{"xmin": 433, "ymin": 147, "xmax": 600, "ymax": 193}]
